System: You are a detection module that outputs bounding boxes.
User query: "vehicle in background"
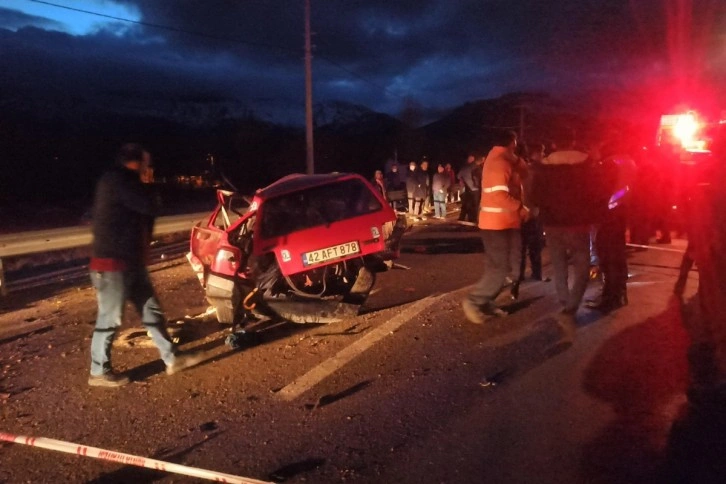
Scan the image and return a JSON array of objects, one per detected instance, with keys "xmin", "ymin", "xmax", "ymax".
[{"xmin": 188, "ymin": 173, "xmax": 407, "ymax": 324}]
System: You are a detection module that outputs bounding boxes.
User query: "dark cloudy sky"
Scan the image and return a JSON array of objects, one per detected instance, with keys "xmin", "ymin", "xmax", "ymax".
[{"xmin": 1, "ymin": 0, "xmax": 724, "ymax": 124}]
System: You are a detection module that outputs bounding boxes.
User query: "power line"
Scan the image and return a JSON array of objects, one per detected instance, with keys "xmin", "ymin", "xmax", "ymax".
[{"xmin": 28, "ymin": 0, "xmax": 405, "ymax": 99}]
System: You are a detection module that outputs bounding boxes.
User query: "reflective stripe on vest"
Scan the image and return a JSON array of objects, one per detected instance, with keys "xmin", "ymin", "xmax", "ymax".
[
  {"xmin": 482, "ymin": 185, "xmax": 509, "ymax": 193},
  {"xmin": 480, "ymin": 206, "xmax": 517, "ymax": 213}
]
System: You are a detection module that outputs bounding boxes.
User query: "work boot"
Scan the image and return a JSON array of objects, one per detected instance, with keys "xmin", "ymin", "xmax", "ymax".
[
  {"xmin": 88, "ymin": 371, "xmax": 130, "ymax": 388},
  {"xmin": 585, "ymin": 292, "xmax": 628, "ymax": 314},
  {"xmin": 462, "ymin": 299, "xmax": 485, "ymax": 324},
  {"xmin": 462, "ymin": 300, "xmax": 507, "ymax": 324},
  {"xmin": 166, "ymin": 351, "xmax": 204, "ymax": 375}
]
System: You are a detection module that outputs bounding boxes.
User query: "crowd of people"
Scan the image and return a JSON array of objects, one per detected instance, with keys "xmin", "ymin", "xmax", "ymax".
[
  {"xmin": 369, "ymin": 130, "xmax": 642, "ymax": 344},
  {"xmin": 371, "ymin": 158, "xmax": 461, "ymax": 220}
]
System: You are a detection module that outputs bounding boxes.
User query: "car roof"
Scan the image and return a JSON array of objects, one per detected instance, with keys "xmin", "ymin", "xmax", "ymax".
[{"xmin": 256, "ymin": 172, "xmax": 362, "ymax": 200}]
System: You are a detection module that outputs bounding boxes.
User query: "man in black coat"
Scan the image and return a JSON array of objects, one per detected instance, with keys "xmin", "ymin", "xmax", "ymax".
[
  {"xmin": 406, "ymin": 161, "xmax": 427, "ymax": 217},
  {"xmin": 531, "ymin": 147, "xmax": 610, "ymax": 339},
  {"xmin": 457, "ymin": 154, "xmax": 481, "ymax": 223},
  {"xmin": 88, "ymin": 143, "xmax": 202, "ymax": 387}
]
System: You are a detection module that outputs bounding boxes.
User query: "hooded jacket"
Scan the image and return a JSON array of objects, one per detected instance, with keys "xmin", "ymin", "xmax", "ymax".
[
  {"xmin": 531, "ymin": 150, "xmax": 610, "ymax": 228},
  {"xmin": 478, "ymin": 146, "xmax": 527, "ymax": 230}
]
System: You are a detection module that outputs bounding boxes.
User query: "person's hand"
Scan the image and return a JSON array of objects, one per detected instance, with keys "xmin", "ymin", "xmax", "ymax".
[{"xmin": 519, "ymin": 205, "xmax": 531, "ymax": 222}]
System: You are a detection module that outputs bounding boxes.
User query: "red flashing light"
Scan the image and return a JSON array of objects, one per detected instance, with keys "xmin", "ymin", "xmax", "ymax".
[
  {"xmin": 673, "ymin": 113, "xmax": 699, "ymax": 148},
  {"xmin": 658, "ymin": 111, "xmax": 709, "ymax": 151}
]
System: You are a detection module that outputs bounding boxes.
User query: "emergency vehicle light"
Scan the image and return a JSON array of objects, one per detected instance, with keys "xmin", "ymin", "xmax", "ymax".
[{"xmin": 673, "ymin": 113, "xmax": 699, "ymax": 148}]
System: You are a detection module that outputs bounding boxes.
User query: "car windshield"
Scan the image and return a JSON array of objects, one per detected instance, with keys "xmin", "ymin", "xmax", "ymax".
[{"xmin": 260, "ymin": 178, "xmax": 383, "ymax": 238}]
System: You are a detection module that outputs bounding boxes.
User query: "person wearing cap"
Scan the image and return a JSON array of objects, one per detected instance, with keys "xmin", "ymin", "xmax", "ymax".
[{"xmin": 88, "ymin": 143, "xmax": 203, "ymax": 387}]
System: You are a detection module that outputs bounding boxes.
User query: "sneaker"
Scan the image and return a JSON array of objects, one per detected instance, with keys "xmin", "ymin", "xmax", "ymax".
[
  {"xmin": 88, "ymin": 371, "xmax": 130, "ymax": 388},
  {"xmin": 166, "ymin": 351, "xmax": 204, "ymax": 375},
  {"xmin": 462, "ymin": 299, "xmax": 486, "ymax": 324},
  {"xmin": 462, "ymin": 300, "xmax": 507, "ymax": 324}
]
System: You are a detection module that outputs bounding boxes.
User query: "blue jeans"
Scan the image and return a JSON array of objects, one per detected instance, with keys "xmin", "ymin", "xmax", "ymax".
[
  {"xmin": 433, "ymin": 192, "xmax": 447, "ymax": 218},
  {"xmin": 90, "ymin": 268, "xmax": 176, "ymax": 376},
  {"xmin": 546, "ymin": 227, "xmax": 591, "ymax": 313},
  {"xmin": 468, "ymin": 229, "xmax": 522, "ymax": 308}
]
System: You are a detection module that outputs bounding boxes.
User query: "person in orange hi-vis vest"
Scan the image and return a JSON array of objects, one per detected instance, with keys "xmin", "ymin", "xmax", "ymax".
[{"xmin": 462, "ymin": 130, "xmax": 530, "ymax": 323}]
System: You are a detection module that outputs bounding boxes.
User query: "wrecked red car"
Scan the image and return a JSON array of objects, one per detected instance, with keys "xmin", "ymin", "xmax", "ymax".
[{"xmin": 188, "ymin": 173, "xmax": 407, "ymax": 324}]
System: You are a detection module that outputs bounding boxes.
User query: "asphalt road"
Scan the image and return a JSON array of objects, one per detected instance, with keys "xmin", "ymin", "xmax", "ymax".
[{"xmin": 0, "ymin": 217, "xmax": 702, "ymax": 483}]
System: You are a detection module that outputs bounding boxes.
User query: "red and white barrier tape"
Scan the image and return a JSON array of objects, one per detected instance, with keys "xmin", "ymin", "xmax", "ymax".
[{"xmin": 0, "ymin": 432, "xmax": 271, "ymax": 484}]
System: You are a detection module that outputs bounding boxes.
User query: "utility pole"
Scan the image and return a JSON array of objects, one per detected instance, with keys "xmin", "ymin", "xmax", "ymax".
[{"xmin": 304, "ymin": 0, "xmax": 314, "ymax": 174}]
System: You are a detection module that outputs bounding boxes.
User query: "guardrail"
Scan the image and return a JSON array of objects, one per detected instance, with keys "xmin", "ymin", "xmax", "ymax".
[{"xmin": 0, "ymin": 212, "xmax": 209, "ymax": 296}]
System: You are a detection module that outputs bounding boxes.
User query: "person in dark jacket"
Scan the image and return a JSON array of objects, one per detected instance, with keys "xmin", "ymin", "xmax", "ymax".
[
  {"xmin": 371, "ymin": 169, "xmax": 387, "ymax": 200},
  {"xmin": 457, "ymin": 154, "xmax": 481, "ymax": 223},
  {"xmin": 406, "ymin": 161, "xmax": 427, "ymax": 217},
  {"xmin": 420, "ymin": 158, "xmax": 433, "ymax": 214},
  {"xmin": 519, "ymin": 143, "xmax": 548, "ymax": 282},
  {"xmin": 432, "ymin": 163, "xmax": 451, "ymax": 219},
  {"xmin": 88, "ymin": 143, "xmax": 202, "ymax": 387},
  {"xmin": 531, "ymin": 147, "xmax": 610, "ymax": 339},
  {"xmin": 586, "ymin": 144, "xmax": 636, "ymax": 313},
  {"xmin": 384, "ymin": 163, "xmax": 406, "ymax": 211}
]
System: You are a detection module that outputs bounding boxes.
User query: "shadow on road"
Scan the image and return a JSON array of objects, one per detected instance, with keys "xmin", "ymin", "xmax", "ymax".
[
  {"xmin": 269, "ymin": 457, "xmax": 327, "ymax": 482},
  {"xmin": 304, "ymin": 380, "xmax": 373, "ymax": 410},
  {"xmin": 400, "ymin": 221, "xmax": 484, "ymax": 255},
  {"xmin": 85, "ymin": 431, "xmax": 227, "ymax": 483},
  {"xmin": 661, "ymin": 294, "xmax": 726, "ymax": 484},
  {"xmin": 580, "ymin": 297, "xmax": 690, "ymax": 483},
  {"xmin": 127, "ymin": 316, "xmax": 323, "ymax": 381},
  {"xmin": 663, "ymin": 400, "xmax": 726, "ymax": 484}
]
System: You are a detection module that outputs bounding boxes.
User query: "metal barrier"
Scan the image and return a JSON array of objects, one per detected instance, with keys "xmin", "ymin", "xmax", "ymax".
[{"xmin": 0, "ymin": 212, "xmax": 209, "ymax": 295}]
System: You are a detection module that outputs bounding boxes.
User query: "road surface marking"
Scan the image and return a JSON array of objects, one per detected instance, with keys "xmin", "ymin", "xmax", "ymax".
[{"xmin": 277, "ymin": 294, "xmax": 443, "ymax": 400}]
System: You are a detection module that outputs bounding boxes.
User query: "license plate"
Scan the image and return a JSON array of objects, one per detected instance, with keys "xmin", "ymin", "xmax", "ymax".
[{"xmin": 302, "ymin": 241, "xmax": 360, "ymax": 266}]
